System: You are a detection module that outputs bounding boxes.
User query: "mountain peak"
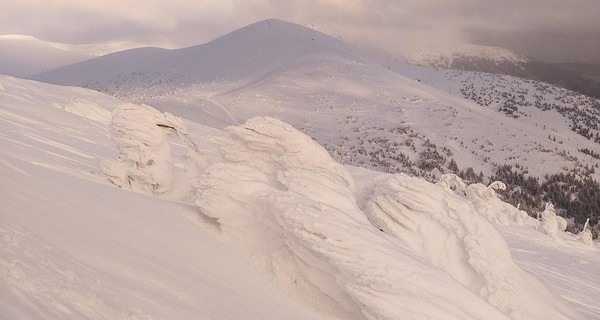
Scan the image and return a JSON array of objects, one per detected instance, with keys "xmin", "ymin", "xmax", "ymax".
[
  {"xmin": 253, "ymin": 18, "xmax": 292, "ymax": 27},
  {"xmin": 201, "ymin": 18, "xmax": 336, "ymax": 47},
  {"xmin": 33, "ymin": 19, "xmax": 354, "ymax": 90}
]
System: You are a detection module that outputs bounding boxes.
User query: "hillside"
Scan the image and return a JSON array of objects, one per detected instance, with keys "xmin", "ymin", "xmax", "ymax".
[
  {"xmin": 32, "ymin": 19, "xmax": 600, "ymax": 231},
  {"xmin": 397, "ymin": 44, "xmax": 600, "ymax": 99},
  {"xmin": 398, "ymin": 44, "xmax": 529, "ymax": 75},
  {"xmin": 1, "ymin": 75, "xmax": 598, "ymax": 319},
  {"xmin": 33, "ymin": 19, "xmax": 361, "ymax": 100}
]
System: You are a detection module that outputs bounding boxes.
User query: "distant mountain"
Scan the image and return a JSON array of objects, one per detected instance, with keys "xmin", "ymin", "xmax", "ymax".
[
  {"xmin": 398, "ymin": 44, "xmax": 600, "ymax": 99},
  {"xmin": 33, "ymin": 19, "xmax": 361, "ymax": 97},
  {"xmin": 399, "ymin": 44, "xmax": 529, "ymax": 75},
  {"xmin": 0, "ymin": 35, "xmax": 94, "ymax": 77},
  {"xmin": 33, "ymin": 19, "xmax": 600, "ymax": 229}
]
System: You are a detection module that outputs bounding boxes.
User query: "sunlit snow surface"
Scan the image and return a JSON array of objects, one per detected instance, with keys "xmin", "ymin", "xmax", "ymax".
[
  {"xmin": 1, "ymin": 76, "xmax": 598, "ymax": 319},
  {"xmin": 32, "ymin": 19, "xmax": 600, "ymax": 185}
]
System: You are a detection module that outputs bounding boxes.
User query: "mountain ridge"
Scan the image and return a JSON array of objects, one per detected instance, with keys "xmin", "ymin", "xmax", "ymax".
[{"xmin": 32, "ymin": 19, "xmax": 362, "ymax": 93}]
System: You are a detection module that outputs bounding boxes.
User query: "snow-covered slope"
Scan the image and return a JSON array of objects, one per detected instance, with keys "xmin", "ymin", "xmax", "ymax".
[
  {"xmin": 0, "ymin": 76, "xmax": 329, "ymax": 320},
  {"xmin": 2, "ymin": 76, "xmax": 599, "ymax": 319},
  {"xmin": 33, "ymin": 19, "xmax": 360, "ymax": 100},
  {"xmin": 31, "ymin": 19, "xmax": 600, "ymax": 230},
  {"xmin": 29, "ymin": 19, "xmax": 600, "ymax": 241},
  {"xmin": 398, "ymin": 44, "xmax": 529, "ymax": 70}
]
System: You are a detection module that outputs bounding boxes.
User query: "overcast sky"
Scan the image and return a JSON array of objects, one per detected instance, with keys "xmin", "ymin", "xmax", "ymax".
[{"xmin": 2, "ymin": 0, "xmax": 599, "ymax": 63}]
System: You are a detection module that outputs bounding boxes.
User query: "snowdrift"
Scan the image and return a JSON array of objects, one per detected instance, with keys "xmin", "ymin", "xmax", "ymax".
[
  {"xmin": 361, "ymin": 174, "xmax": 581, "ymax": 319},
  {"xmin": 192, "ymin": 116, "xmax": 582, "ymax": 320},
  {"xmin": 2, "ymin": 77, "xmax": 594, "ymax": 319},
  {"xmin": 1, "ymin": 78, "xmax": 330, "ymax": 320}
]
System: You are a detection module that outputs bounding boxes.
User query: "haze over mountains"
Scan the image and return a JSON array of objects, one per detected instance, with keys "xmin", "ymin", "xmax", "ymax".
[
  {"xmin": 0, "ymin": 35, "xmax": 94, "ymax": 77},
  {"xmin": 2, "ymin": 18, "xmax": 599, "ymax": 320},
  {"xmin": 0, "ymin": 35, "xmax": 147, "ymax": 78}
]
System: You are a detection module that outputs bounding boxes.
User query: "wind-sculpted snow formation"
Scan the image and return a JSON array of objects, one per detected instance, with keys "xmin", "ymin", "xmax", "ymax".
[
  {"xmin": 438, "ymin": 174, "xmax": 529, "ymax": 225},
  {"xmin": 192, "ymin": 116, "xmax": 583, "ymax": 320},
  {"xmin": 437, "ymin": 173, "xmax": 593, "ymax": 247},
  {"xmin": 102, "ymin": 103, "xmax": 203, "ymax": 194},
  {"xmin": 3, "ymin": 76, "xmax": 597, "ymax": 320},
  {"xmin": 361, "ymin": 174, "xmax": 582, "ymax": 320}
]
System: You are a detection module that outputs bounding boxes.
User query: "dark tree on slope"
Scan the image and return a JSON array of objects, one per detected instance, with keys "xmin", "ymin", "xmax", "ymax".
[{"xmin": 492, "ymin": 165, "xmax": 600, "ymax": 237}]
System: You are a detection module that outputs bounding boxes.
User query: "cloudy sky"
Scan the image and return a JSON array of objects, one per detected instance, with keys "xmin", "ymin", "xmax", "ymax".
[{"xmin": 2, "ymin": 0, "xmax": 600, "ymax": 64}]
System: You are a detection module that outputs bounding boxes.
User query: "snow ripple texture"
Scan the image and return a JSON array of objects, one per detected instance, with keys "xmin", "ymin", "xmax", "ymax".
[{"xmin": 194, "ymin": 117, "xmax": 515, "ymax": 320}]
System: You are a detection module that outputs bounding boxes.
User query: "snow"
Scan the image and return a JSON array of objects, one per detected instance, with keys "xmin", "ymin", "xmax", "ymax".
[
  {"xmin": 541, "ymin": 204, "xmax": 568, "ymax": 239},
  {"xmin": 4, "ymin": 19, "xmax": 600, "ymax": 320},
  {"xmin": 462, "ymin": 182, "xmax": 529, "ymax": 226},
  {"xmin": 32, "ymin": 19, "xmax": 600, "ymax": 191},
  {"xmin": 102, "ymin": 103, "xmax": 187, "ymax": 194},
  {"xmin": 0, "ymin": 76, "xmax": 328, "ymax": 320},
  {"xmin": 360, "ymin": 173, "xmax": 581, "ymax": 319},
  {"xmin": 2, "ymin": 76, "xmax": 598, "ymax": 319},
  {"xmin": 397, "ymin": 43, "xmax": 528, "ymax": 68},
  {"xmin": 194, "ymin": 116, "xmax": 511, "ymax": 320}
]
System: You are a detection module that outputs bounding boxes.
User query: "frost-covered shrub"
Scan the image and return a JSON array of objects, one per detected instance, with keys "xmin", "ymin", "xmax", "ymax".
[
  {"xmin": 488, "ymin": 181, "xmax": 506, "ymax": 191},
  {"xmin": 438, "ymin": 174, "xmax": 528, "ymax": 225},
  {"xmin": 557, "ymin": 215, "xmax": 568, "ymax": 232},
  {"xmin": 577, "ymin": 219, "xmax": 594, "ymax": 247},
  {"xmin": 540, "ymin": 203, "xmax": 567, "ymax": 238},
  {"xmin": 577, "ymin": 229, "xmax": 594, "ymax": 247},
  {"xmin": 437, "ymin": 173, "xmax": 466, "ymax": 193}
]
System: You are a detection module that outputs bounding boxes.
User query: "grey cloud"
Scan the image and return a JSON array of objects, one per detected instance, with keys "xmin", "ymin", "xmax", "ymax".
[{"xmin": 1, "ymin": 0, "xmax": 599, "ymax": 63}]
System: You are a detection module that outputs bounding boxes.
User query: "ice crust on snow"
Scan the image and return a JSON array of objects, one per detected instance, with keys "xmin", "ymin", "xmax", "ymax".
[{"xmin": 193, "ymin": 116, "xmax": 583, "ymax": 320}]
